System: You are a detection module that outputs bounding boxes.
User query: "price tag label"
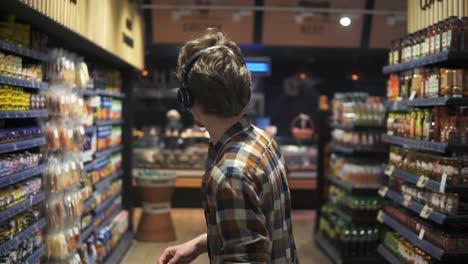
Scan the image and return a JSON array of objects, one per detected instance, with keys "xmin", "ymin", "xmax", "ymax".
[
  {"xmin": 418, "ymin": 228, "xmax": 426, "ymax": 240},
  {"xmin": 409, "ymin": 91, "xmax": 417, "ymax": 100},
  {"xmin": 377, "ymin": 210, "xmax": 384, "ymax": 223},
  {"xmin": 417, "ymin": 176, "xmax": 429, "ymax": 188},
  {"xmin": 403, "ymin": 194, "xmax": 412, "ymax": 207},
  {"xmin": 420, "ymin": 205, "xmax": 434, "ymax": 219},
  {"xmin": 439, "ymin": 173, "xmax": 447, "ymax": 193},
  {"xmin": 378, "ymin": 186, "xmax": 389, "ymax": 197},
  {"xmin": 384, "ymin": 165, "xmax": 395, "ymax": 176}
]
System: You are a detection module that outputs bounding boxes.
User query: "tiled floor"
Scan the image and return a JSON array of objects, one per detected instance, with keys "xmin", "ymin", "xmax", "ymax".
[{"xmin": 123, "ymin": 208, "xmax": 330, "ymax": 264}]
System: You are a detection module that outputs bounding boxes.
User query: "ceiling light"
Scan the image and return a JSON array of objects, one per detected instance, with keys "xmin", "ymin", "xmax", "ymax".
[{"xmin": 340, "ymin": 16, "xmax": 351, "ymax": 27}]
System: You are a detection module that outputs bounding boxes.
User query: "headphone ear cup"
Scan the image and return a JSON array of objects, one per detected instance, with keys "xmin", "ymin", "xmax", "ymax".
[{"xmin": 177, "ymin": 85, "xmax": 193, "ymax": 109}]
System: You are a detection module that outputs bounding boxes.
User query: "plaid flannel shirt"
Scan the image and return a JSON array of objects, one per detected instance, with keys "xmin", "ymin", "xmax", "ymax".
[{"xmin": 202, "ymin": 118, "xmax": 298, "ymax": 264}]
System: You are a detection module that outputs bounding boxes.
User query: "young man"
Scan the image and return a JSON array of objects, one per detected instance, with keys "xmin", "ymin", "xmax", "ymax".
[{"xmin": 158, "ymin": 29, "xmax": 298, "ymax": 264}]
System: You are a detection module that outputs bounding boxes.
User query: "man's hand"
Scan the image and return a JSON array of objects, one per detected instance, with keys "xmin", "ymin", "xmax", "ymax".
[{"xmin": 158, "ymin": 234, "xmax": 207, "ymax": 264}]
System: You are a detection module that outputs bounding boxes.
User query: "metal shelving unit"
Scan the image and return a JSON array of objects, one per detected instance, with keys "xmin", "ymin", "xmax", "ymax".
[
  {"xmin": 0, "ymin": 40, "xmax": 48, "ymax": 61},
  {"xmin": 0, "ymin": 137, "xmax": 46, "ymax": 155},
  {"xmin": 315, "ymin": 234, "xmax": 382, "ymax": 264},
  {"xmin": 0, "ymin": 164, "xmax": 44, "ymax": 188},
  {"xmin": 94, "ymin": 171, "xmax": 124, "ymax": 193},
  {"xmin": 104, "ymin": 231, "xmax": 134, "ymax": 264},
  {"xmin": 381, "ymin": 134, "xmax": 468, "ymax": 153},
  {"xmin": 95, "ymin": 145, "xmax": 124, "ymax": 159},
  {"xmin": 382, "ymin": 189, "xmax": 468, "ymax": 225},
  {"xmin": 328, "ymin": 175, "xmax": 380, "ymax": 194},
  {"xmin": 96, "ymin": 119, "xmax": 124, "ymax": 126},
  {"xmin": 379, "ymin": 44, "xmax": 468, "ymax": 263},
  {"xmin": 377, "ymin": 245, "xmax": 402, "ymax": 264},
  {"xmin": 22, "ymin": 244, "xmax": 47, "ymax": 264},
  {"xmin": 382, "ymin": 50, "xmax": 468, "ymax": 74},
  {"xmin": 0, "ymin": 75, "xmax": 48, "ymax": 89},
  {"xmin": 390, "ymin": 167, "xmax": 468, "ymax": 194},
  {"xmin": 0, "ymin": 109, "xmax": 48, "ymax": 119},
  {"xmin": 0, "ymin": 218, "xmax": 46, "ymax": 253},
  {"xmin": 329, "ymin": 142, "xmax": 387, "ymax": 155},
  {"xmin": 0, "ymin": 192, "xmax": 46, "ymax": 222},
  {"xmin": 381, "ymin": 212, "xmax": 468, "ymax": 262}
]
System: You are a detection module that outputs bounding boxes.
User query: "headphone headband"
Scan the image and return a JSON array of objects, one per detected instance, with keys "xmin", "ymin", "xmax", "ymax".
[{"xmin": 178, "ymin": 45, "xmax": 249, "ymax": 110}]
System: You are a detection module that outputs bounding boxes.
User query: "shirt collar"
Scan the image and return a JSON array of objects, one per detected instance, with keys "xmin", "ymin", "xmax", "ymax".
[{"xmin": 209, "ymin": 118, "xmax": 251, "ymax": 157}]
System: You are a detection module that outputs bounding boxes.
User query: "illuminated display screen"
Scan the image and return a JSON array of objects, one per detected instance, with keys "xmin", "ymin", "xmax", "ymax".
[{"xmin": 246, "ymin": 61, "xmax": 270, "ymax": 73}]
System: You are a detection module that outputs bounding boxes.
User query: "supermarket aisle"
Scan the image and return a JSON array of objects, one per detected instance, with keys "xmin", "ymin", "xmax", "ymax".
[{"xmin": 124, "ymin": 209, "xmax": 330, "ymax": 264}]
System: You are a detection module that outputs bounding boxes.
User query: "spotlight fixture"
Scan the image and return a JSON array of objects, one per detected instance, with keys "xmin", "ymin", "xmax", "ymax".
[{"xmin": 339, "ymin": 16, "xmax": 351, "ymax": 27}]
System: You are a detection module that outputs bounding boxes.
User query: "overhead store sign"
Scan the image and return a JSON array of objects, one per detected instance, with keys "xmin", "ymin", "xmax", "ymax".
[
  {"xmin": 152, "ymin": 0, "xmax": 254, "ymax": 44},
  {"xmin": 262, "ymin": 0, "xmax": 364, "ymax": 47}
]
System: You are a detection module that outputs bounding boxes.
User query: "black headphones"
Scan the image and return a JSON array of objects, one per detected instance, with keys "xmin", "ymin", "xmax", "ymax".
[{"xmin": 177, "ymin": 45, "xmax": 251, "ymax": 110}]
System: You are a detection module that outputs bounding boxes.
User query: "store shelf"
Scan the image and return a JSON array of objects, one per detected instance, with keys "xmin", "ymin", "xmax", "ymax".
[
  {"xmin": 288, "ymin": 178, "xmax": 317, "ymax": 190},
  {"xmin": 328, "ymin": 175, "xmax": 380, "ymax": 194},
  {"xmin": 104, "ymin": 231, "xmax": 133, "ymax": 264},
  {"xmin": 377, "ymin": 244, "xmax": 402, "ymax": 264},
  {"xmin": 384, "ymin": 189, "xmax": 468, "ymax": 225},
  {"xmin": 94, "ymin": 171, "xmax": 124, "ymax": 193},
  {"xmin": 84, "ymin": 159, "xmax": 95, "ymax": 172},
  {"xmin": 288, "ymin": 171, "xmax": 317, "ymax": 179},
  {"xmin": 95, "ymin": 89, "xmax": 125, "ymax": 99},
  {"xmin": 314, "ymin": 234, "xmax": 381, "ymax": 264},
  {"xmin": 382, "ymin": 50, "xmax": 468, "ymax": 74},
  {"xmin": 85, "ymin": 126, "xmax": 96, "ymax": 134},
  {"xmin": 387, "ymin": 97, "xmax": 468, "ymax": 109},
  {"xmin": 391, "ymin": 167, "xmax": 468, "ymax": 194},
  {"xmin": 381, "ymin": 212, "xmax": 468, "ymax": 261},
  {"xmin": 94, "ymin": 191, "xmax": 122, "ymax": 217},
  {"xmin": 330, "ymin": 203, "xmax": 378, "ymax": 224},
  {"xmin": 331, "ymin": 123, "xmax": 386, "ymax": 131},
  {"xmin": 22, "ymin": 244, "xmax": 46, "ymax": 264},
  {"xmin": 95, "ymin": 145, "xmax": 123, "ymax": 159},
  {"xmin": 0, "ymin": 192, "xmax": 45, "ymax": 222},
  {"xmin": 0, "ymin": 218, "xmax": 46, "ymax": 254},
  {"xmin": 382, "ymin": 134, "xmax": 468, "ymax": 154},
  {"xmin": 2, "ymin": 0, "xmax": 137, "ymax": 70},
  {"xmin": 0, "ymin": 75, "xmax": 47, "ymax": 89},
  {"xmin": 83, "ymin": 197, "xmax": 95, "ymax": 213},
  {"xmin": 79, "ymin": 89, "xmax": 97, "ymax": 97},
  {"xmin": 0, "ymin": 109, "xmax": 48, "ymax": 119},
  {"xmin": 0, "ymin": 164, "xmax": 44, "ymax": 188},
  {"xmin": 329, "ymin": 142, "xmax": 387, "ymax": 155},
  {"xmin": 95, "ymin": 119, "xmax": 124, "ymax": 126},
  {"xmin": 81, "ymin": 224, "xmax": 95, "ymax": 244},
  {"xmin": 0, "ymin": 137, "xmax": 46, "ymax": 155},
  {"xmin": 153, "ymin": 169, "xmax": 204, "ymax": 178},
  {"xmin": 96, "ymin": 207, "xmax": 122, "ymax": 232},
  {"xmin": 0, "ymin": 40, "xmax": 48, "ymax": 61}
]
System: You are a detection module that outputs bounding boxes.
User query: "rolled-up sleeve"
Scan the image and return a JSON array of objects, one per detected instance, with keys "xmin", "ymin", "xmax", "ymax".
[{"xmin": 214, "ymin": 167, "xmax": 270, "ymax": 263}]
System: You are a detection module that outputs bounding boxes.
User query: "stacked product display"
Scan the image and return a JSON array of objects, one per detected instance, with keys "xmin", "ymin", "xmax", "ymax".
[
  {"xmin": 0, "ymin": 14, "xmax": 48, "ymax": 264},
  {"xmin": 315, "ymin": 92, "xmax": 386, "ymax": 264},
  {"xmin": 78, "ymin": 66, "xmax": 130, "ymax": 263},
  {"xmin": 43, "ymin": 49, "xmax": 87, "ymax": 263},
  {"xmin": 378, "ymin": 14, "xmax": 468, "ymax": 264}
]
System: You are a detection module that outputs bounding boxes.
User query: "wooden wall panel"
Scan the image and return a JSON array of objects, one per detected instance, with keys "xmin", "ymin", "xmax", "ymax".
[
  {"xmin": 369, "ymin": 0, "xmax": 406, "ymax": 49},
  {"xmin": 407, "ymin": 0, "xmax": 467, "ymax": 33},
  {"xmin": 152, "ymin": 0, "xmax": 254, "ymax": 44},
  {"xmin": 262, "ymin": 0, "xmax": 365, "ymax": 47},
  {"xmin": 22, "ymin": 0, "xmax": 144, "ymax": 69}
]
